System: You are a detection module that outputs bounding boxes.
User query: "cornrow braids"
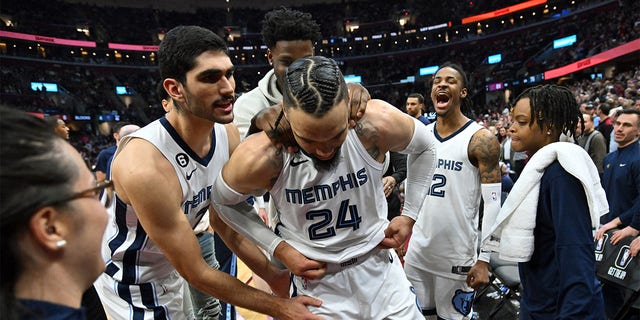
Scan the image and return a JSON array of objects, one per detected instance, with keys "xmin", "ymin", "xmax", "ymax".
[
  {"xmin": 514, "ymin": 84, "xmax": 583, "ymax": 138},
  {"xmin": 282, "ymin": 56, "xmax": 348, "ymax": 117}
]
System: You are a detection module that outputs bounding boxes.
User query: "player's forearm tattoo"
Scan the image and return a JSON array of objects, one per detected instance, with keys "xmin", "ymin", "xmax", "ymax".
[
  {"xmin": 470, "ymin": 131, "xmax": 501, "ymax": 183},
  {"xmin": 354, "ymin": 120, "xmax": 381, "ymax": 159}
]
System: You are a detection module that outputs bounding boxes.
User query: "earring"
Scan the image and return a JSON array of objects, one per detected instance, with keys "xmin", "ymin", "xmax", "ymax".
[
  {"xmin": 547, "ymin": 130, "xmax": 551, "ymax": 135},
  {"xmin": 55, "ymin": 239, "xmax": 67, "ymax": 248}
]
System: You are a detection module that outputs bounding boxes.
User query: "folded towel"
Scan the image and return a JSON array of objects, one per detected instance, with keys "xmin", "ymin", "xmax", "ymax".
[{"xmin": 485, "ymin": 142, "xmax": 609, "ymax": 262}]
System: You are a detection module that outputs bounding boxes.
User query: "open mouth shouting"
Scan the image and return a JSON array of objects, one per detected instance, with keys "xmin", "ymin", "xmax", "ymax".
[{"xmin": 435, "ymin": 92, "xmax": 450, "ymax": 109}]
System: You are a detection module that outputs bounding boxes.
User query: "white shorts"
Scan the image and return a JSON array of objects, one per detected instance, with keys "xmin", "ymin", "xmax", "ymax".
[
  {"xmin": 404, "ymin": 264, "xmax": 475, "ymax": 320},
  {"xmin": 290, "ymin": 248, "xmax": 422, "ymax": 319},
  {"xmin": 95, "ymin": 271, "xmax": 187, "ymax": 320}
]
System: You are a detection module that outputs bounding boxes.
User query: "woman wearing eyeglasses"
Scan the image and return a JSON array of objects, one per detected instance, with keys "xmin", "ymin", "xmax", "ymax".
[{"xmin": 0, "ymin": 106, "xmax": 110, "ymax": 320}]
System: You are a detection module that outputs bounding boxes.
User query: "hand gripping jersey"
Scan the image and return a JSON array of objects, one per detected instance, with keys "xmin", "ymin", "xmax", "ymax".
[
  {"xmin": 269, "ymin": 130, "xmax": 389, "ymax": 264},
  {"xmin": 405, "ymin": 120, "xmax": 483, "ymax": 279},
  {"xmin": 101, "ymin": 117, "xmax": 229, "ymax": 284}
]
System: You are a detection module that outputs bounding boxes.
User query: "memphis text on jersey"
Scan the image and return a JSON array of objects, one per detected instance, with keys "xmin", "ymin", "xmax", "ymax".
[{"xmin": 284, "ymin": 168, "xmax": 368, "ymax": 204}]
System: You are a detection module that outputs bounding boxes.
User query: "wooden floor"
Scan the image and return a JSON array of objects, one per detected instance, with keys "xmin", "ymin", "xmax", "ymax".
[{"xmin": 236, "ymin": 259, "xmax": 270, "ymax": 320}]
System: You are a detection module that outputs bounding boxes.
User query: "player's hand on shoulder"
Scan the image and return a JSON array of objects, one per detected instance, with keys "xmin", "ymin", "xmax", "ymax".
[
  {"xmin": 347, "ymin": 83, "xmax": 369, "ymax": 126},
  {"xmin": 248, "ymin": 104, "xmax": 298, "ymax": 153},
  {"xmin": 273, "ymin": 241, "xmax": 327, "ymax": 280}
]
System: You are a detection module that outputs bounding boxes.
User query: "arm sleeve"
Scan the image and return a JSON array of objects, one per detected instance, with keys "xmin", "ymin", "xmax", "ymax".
[
  {"xmin": 400, "ymin": 119, "xmax": 436, "ymax": 220},
  {"xmin": 479, "ymin": 183, "xmax": 501, "ymax": 262},
  {"xmin": 210, "ymin": 172, "xmax": 284, "ymax": 256},
  {"xmin": 389, "ymin": 152, "xmax": 407, "ymax": 184}
]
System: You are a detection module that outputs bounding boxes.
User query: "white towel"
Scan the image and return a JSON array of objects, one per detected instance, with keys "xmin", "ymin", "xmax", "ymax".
[{"xmin": 485, "ymin": 142, "xmax": 609, "ymax": 262}]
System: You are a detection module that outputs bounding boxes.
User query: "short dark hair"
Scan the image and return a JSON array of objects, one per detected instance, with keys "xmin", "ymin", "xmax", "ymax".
[
  {"xmin": 282, "ymin": 56, "xmax": 348, "ymax": 117},
  {"xmin": 599, "ymin": 102, "xmax": 613, "ymax": 116},
  {"xmin": 513, "ymin": 84, "xmax": 582, "ymax": 138},
  {"xmin": 112, "ymin": 121, "xmax": 132, "ymax": 135},
  {"xmin": 407, "ymin": 93, "xmax": 425, "ymax": 104},
  {"xmin": 616, "ymin": 109, "xmax": 640, "ymax": 126},
  {"xmin": 158, "ymin": 25, "xmax": 228, "ymax": 84},
  {"xmin": 0, "ymin": 106, "xmax": 77, "ymax": 319},
  {"xmin": 261, "ymin": 7, "xmax": 322, "ymax": 49}
]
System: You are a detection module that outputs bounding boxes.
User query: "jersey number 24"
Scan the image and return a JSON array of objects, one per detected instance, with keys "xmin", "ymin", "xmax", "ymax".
[{"xmin": 306, "ymin": 199, "xmax": 362, "ymax": 240}]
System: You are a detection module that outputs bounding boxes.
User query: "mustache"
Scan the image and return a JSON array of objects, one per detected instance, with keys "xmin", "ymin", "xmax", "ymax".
[{"xmin": 214, "ymin": 94, "xmax": 236, "ymax": 104}]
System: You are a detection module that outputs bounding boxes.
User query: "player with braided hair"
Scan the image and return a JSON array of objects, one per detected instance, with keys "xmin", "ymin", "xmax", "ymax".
[{"xmin": 212, "ymin": 56, "xmax": 438, "ymax": 319}]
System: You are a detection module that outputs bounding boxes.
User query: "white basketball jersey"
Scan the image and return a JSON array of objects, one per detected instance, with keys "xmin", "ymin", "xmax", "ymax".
[
  {"xmin": 102, "ymin": 117, "xmax": 229, "ymax": 284},
  {"xmin": 270, "ymin": 130, "xmax": 388, "ymax": 264},
  {"xmin": 406, "ymin": 120, "xmax": 483, "ymax": 279}
]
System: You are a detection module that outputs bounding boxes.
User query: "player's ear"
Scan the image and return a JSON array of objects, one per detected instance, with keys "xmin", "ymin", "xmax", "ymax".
[
  {"xmin": 164, "ymin": 78, "xmax": 184, "ymax": 101},
  {"xmin": 267, "ymin": 49, "xmax": 273, "ymax": 66}
]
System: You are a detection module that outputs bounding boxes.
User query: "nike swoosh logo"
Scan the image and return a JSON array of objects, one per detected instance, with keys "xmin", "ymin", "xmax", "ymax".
[
  {"xmin": 290, "ymin": 159, "xmax": 309, "ymax": 167},
  {"xmin": 186, "ymin": 169, "xmax": 196, "ymax": 180}
]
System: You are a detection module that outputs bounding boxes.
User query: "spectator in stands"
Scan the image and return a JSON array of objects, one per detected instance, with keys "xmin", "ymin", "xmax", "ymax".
[
  {"xmin": 94, "ymin": 122, "xmax": 133, "ymax": 181},
  {"xmin": 405, "ymin": 93, "xmax": 430, "ymax": 125},
  {"xmin": 45, "ymin": 116, "xmax": 70, "ymax": 140},
  {"xmin": 0, "ymin": 106, "xmax": 110, "ymax": 320},
  {"xmin": 489, "ymin": 84, "xmax": 606, "ymax": 319},
  {"xmin": 595, "ymin": 108, "xmax": 640, "ymax": 320},
  {"xmin": 597, "ymin": 102, "xmax": 615, "ymax": 152},
  {"xmin": 576, "ymin": 113, "xmax": 607, "ymax": 177},
  {"xmin": 500, "ymin": 161, "xmax": 514, "ymax": 195}
]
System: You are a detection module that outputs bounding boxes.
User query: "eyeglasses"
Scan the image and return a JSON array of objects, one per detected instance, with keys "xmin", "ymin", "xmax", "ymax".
[{"xmin": 48, "ymin": 180, "xmax": 114, "ymax": 208}]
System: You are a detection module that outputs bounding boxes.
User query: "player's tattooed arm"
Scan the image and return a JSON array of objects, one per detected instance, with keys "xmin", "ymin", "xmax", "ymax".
[
  {"xmin": 354, "ymin": 119, "xmax": 381, "ymax": 160},
  {"xmin": 469, "ymin": 129, "xmax": 501, "ymax": 184},
  {"xmin": 264, "ymin": 142, "xmax": 285, "ymax": 189}
]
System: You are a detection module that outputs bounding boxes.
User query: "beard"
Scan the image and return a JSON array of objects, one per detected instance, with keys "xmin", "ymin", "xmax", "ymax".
[{"xmin": 300, "ymin": 146, "xmax": 342, "ymax": 172}]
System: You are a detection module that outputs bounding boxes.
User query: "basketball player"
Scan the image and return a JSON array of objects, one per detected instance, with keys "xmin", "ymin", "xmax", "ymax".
[
  {"xmin": 403, "ymin": 62, "xmax": 502, "ymax": 319},
  {"xmin": 94, "ymin": 26, "xmax": 323, "ymax": 320},
  {"xmin": 211, "ymin": 56, "xmax": 437, "ymax": 319}
]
